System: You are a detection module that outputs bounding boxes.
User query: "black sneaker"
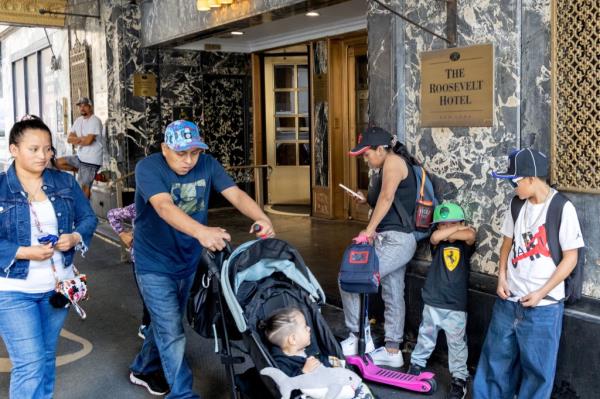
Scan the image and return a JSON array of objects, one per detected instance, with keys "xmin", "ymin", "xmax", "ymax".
[
  {"xmin": 446, "ymin": 377, "xmax": 467, "ymax": 399},
  {"xmin": 407, "ymin": 363, "xmax": 423, "ymax": 376},
  {"xmin": 129, "ymin": 371, "xmax": 170, "ymax": 396}
]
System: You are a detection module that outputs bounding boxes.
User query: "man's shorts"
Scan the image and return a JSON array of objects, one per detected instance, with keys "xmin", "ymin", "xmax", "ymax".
[{"xmin": 63, "ymin": 155, "xmax": 101, "ymax": 188}]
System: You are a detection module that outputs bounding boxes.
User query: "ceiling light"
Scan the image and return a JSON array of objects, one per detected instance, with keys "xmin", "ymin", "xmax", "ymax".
[
  {"xmin": 221, "ymin": 0, "xmax": 233, "ymax": 4},
  {"xmin": 231, "ymin": 31, "xmax": 244, "ymax": 36},
  {"xmin": 306, "ymin": 11, "xmax": 320, "ymax": 17},
  {"xmin": 208, "ymin": 0, "xmax": 221, "ymax": 8},
  {"xmin": 196, "ymin": 0, "xmax": 210, "ymax": 11}
]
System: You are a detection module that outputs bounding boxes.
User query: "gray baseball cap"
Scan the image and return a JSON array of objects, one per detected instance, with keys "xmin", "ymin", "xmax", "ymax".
[{"xmin": 76, "ymin": 97, "xmax": 92, "ymax": 106}]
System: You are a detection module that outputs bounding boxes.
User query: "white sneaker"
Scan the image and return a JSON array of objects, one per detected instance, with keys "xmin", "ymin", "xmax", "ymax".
[
  {"xmin": 368, "ymin": 346, "xmax": 404, "ymax": 368},
  {"xmin": 341, "ymin": 332, "xmax": 375, "ymax": 356},
  {"xmin": 138, "ymin": 324, "xmax": 147, "ymax": 340}
]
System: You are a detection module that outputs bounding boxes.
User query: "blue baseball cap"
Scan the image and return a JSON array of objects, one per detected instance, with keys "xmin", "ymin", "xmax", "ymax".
[{"xmin": 164, "ymin": 120, "xmax": 208, "ymax": 151}]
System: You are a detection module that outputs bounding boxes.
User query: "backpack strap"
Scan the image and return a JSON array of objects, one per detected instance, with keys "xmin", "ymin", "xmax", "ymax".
[
  {"xmin": 418, "ymin": 166, "xmax": 427, "ymax": 201},
  {"xmin": 510, "ymin": 195, "xmax": 526, "ymax": 224},
  {"xmin": 387, "ymin": 158, "xmax": 416, "ymax": 232},
  {"xmin": 545, "ymin": 192, "xmax": 568, "ymax": 266},
  {"xmin": 544, "ymin": 192, "xmax": 579, "ymax": 302},
  {"xmin": 392, "ymin": 196, "xmax": 414, "ymax": 230}
]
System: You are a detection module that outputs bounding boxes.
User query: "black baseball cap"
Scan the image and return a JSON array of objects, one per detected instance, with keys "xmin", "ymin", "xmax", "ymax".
[
  {"xmin": 349, "ymin": 127, "xmax": 392, "ymax": 156},
  {"xmin": 492, "ymin": 148, "xmax": 549, "ymax": 179}
]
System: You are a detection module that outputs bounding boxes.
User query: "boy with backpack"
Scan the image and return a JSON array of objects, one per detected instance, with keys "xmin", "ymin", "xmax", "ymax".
[
  {"xmin": 473, "ymin": 148, "xmax": 584, "ymax": 399},
  {"xmin": 407, "ymin": 202, "xmax": 475, "ymax": 399}
]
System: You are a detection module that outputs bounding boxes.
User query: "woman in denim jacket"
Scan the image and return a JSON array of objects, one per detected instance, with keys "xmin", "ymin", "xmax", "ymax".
[{"xmin": 0, "ymin": 118, "xmax": 97, "ymax": 399}]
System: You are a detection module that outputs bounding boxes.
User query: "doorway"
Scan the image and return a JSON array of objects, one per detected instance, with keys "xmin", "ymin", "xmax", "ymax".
[
  {"xmin": 345, "ymin": 42, "xmax": 370, "ymax": 221},
  {"xmin": 264, "ymin": 56, "xmax": 311, "ymax": 205}
]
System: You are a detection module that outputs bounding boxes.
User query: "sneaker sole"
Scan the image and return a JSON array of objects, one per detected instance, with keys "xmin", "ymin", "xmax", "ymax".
[
  {"xmin": 372, "ymin": 358, "xmax": 404, "ymax": 368},
  {"xmin": 129, "ymin": 372, "xmax": 168, "ymax": 396},
  {"xmin": 369, "ymin": 350, "xmax": 404, "ymax": 368}
]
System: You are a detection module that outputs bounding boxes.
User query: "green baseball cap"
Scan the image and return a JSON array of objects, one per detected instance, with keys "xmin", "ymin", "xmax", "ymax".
[{"xmin": 433, "ymin": 203, "xmax": 465, "ymax": 223}]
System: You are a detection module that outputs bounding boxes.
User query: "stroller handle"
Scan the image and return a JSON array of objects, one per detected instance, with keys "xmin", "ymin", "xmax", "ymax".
[{"xmin": 202, "ymin": 241, "xmax": 233, "ymax": 275}]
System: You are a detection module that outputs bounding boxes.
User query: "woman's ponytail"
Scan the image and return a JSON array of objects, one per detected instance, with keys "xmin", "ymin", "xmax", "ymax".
[{"xmin": 391, "ymin": 138, "xmax": 420, "ymax": 166}]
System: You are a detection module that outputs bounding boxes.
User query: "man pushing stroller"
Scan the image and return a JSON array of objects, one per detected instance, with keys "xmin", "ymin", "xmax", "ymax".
[{"xmin": 129, "ymin": 120, "xmax": 274, "ymax": 397}]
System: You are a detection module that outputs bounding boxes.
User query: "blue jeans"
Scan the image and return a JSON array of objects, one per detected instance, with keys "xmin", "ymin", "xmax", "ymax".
[
  {"xmin": 473, "ymin": 298, "xmax": 564, "ymax": 399},
  {"xmin": 0, "ymin": 290, "xmax": 69, "ymax": 399},
  {"xmin": 130, "ymin": 271, "xmax": 199, "ymax": 399}
]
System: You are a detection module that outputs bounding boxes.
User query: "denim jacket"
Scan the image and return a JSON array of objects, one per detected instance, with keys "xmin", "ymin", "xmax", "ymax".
[{"xmin": 0, "ymin": 164, "xmax": 98, "ymax": 279}]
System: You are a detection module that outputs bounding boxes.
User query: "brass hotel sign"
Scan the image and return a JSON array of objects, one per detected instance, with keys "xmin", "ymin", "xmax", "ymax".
[
  {"xmin": 133, "ymin": 73, "xmax": 157, "ymax": 97},
  {"xmin": 420, "ymin": 44, "xmax": 494, "ymax": 127}
]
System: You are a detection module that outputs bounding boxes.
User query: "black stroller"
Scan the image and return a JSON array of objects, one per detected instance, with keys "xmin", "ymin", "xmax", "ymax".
[{"xmin": 187, "ymin": 238, "xmax": 344, "ymax": 399}]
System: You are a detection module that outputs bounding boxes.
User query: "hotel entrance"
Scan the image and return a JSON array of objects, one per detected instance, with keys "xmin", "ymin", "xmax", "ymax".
[{"xmin": 254, "ymin": 34, "xmax": 369, "ymax": 220}]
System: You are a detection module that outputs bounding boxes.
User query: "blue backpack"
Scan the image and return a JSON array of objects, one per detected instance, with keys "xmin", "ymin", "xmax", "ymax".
[
  {"xmin": 392, "ymin": 163, "xmax": 440, "ymax": 242},
  {"xmin": 339, "ymin": 242, "xmax": 380, "ymax": 294}
]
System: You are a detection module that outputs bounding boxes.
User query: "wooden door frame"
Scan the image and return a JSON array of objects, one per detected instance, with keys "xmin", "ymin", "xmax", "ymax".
[{"xmin": 339, "ymin": 35, "xmax": 369, "ymax": 221}]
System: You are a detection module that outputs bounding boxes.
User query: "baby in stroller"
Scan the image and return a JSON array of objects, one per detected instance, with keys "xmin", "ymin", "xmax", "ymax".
[{"xmin": 260, "ymin": 306, "xmax": 374, "ymax": 399}]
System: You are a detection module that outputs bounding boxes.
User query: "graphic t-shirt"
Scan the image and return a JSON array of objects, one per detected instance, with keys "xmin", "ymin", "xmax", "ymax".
[
  {"xmin": 501, "ymin": 190, "xmax": 584, "ymax": 306},
  {"xmin": 134, "ymin": 153, "xmax": 235, "ymax": 278},
  {"xmin": 70, "ymin": 115, "xmax": 103, "ymax": 165},
  {"xmin": 422, "ymin": 240, "xmax": 474, "ymax": 311}
]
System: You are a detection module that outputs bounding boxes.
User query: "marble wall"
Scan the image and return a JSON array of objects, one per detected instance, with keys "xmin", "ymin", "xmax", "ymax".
[
  {"xmin": 313, "ymin": 40, "xmax": 329, "ymax": 188},
  {"xmin": 367, "ymin": 0, "xmax": 600, "ymax": 297},
  {"xmin": 100, "ymin": 1, "xmax": 253, "ymax": 185}
]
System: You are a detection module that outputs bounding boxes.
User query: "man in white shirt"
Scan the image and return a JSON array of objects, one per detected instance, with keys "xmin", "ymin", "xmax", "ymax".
[
  {"xmin": 56, "ymin": 97, "xmax": 103, "ymax": 198},
  {"xmin": 474, "ymin": 148, "xmax": 584, "ymax": 399}
]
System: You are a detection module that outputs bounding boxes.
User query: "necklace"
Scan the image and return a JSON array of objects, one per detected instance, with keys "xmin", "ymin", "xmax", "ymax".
[
  {"xmin": 522, "ymin": 188, "xmax": 554, "ymax": 231},
  {"xmin": 21, "ymin": 179, "xmax": 43, "ymax": 202}
]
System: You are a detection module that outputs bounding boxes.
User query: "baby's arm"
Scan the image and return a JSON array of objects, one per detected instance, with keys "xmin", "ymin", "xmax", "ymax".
[{"xmin": 302, "ymin": 356, "xmax": 322, "ymax": 374}]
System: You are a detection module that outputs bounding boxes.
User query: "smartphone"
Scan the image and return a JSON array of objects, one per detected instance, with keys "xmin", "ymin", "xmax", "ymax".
[
  {"xmin": 37, "ymin": 234, "xmax": 59, "ymax": 247},
  {"xmin": 338, "ymin": 183, "xmax": 364, "ymax": 200}
]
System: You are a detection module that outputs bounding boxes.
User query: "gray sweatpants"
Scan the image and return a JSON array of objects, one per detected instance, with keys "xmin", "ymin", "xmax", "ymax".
[
  {"xmin": 410, "ymin": 304, "xmax": 469, "ymax": 380},
  {"xmin": 340, "ymin": 230, "xmax": 417, "ymax": 346}
]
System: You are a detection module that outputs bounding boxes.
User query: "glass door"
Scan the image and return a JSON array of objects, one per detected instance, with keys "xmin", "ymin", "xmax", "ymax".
[{"xmin": 264, "ymin": 56, "xmax": 311, "ymax": 204}]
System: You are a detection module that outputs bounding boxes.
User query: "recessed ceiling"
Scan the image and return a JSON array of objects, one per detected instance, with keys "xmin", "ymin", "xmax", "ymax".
[{"xmin": 176, "ymin": 0, "xmax": 367, "ymax": 53}]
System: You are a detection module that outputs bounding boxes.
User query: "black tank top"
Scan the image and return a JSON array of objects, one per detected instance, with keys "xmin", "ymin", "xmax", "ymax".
[{"xmin": 367, "ymin": 156, "xmax": 417, "ymax": 233}]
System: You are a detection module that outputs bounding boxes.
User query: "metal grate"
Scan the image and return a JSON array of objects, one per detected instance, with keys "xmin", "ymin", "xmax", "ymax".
[
  {"xmin": 69, "ymin": 39, "xmax": 90, "ymax": 122},
  {"xmin": 552, "ymin": 0, "xmax": 600, "ymax": 193}
]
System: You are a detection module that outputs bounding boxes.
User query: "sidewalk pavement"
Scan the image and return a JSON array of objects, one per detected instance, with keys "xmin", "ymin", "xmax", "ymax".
[{"xmin": 0, "ymin": 208, "xmax": 467, "ymax": 398}]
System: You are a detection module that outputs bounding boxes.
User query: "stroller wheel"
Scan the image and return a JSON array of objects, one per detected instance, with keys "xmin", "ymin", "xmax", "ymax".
[{"xmin": 422, "ymin": 378, "xmax": 437, "ymax": 395}]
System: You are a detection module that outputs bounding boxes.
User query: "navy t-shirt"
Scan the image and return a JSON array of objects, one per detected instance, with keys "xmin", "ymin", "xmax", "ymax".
[
  {"xmin": 133, "ymin": 153, "xmax": 235, "ymax": 278},
  {"xmin": 421, "ymin": 241, "xmax": 474, "ymax": 311}
]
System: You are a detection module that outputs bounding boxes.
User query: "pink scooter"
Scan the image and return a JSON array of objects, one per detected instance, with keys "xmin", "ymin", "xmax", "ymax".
[{"xmin": 345, "ymin": 291, "xmax": 437, "ymax": 394}]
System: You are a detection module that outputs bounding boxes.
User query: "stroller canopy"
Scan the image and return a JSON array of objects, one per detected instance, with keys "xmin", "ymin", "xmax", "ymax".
[{"xmin": 221, "ymin": 238, "xmax": 326, "ymax": 333}]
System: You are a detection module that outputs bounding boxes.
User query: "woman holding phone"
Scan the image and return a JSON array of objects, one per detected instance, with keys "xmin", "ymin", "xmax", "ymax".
[
  {"xmin": 339, "ymin": 127, "xmax": 418, "ymax": 369},
  {"xmin": 0, "ymin": 117, "xmax": 97, "ymax": 398}
]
